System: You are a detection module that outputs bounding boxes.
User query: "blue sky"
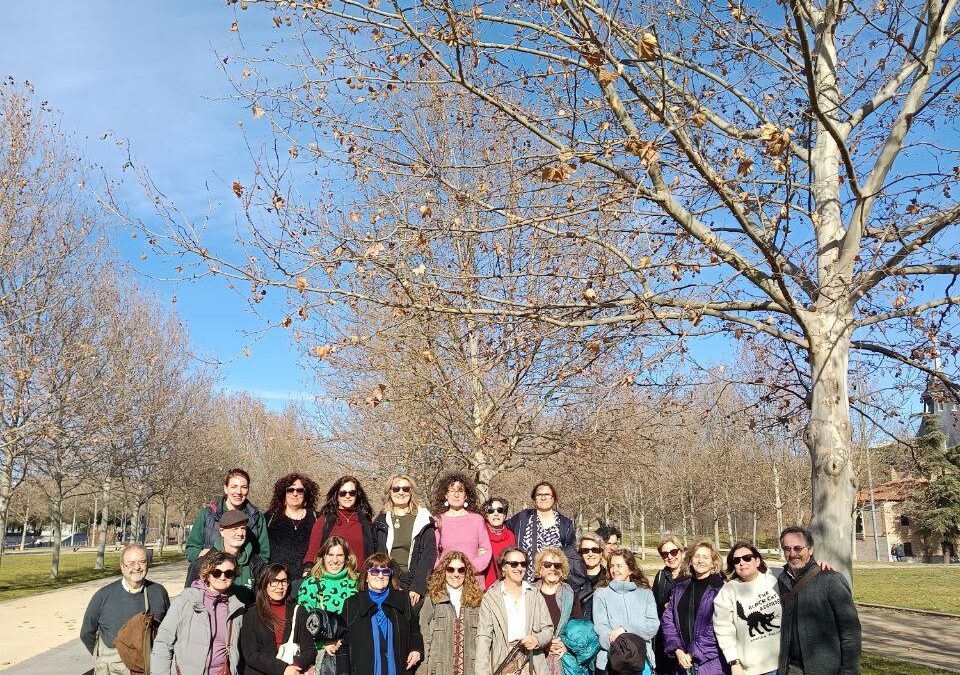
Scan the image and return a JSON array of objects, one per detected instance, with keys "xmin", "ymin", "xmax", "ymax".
[{"xmin": 0, "ymin": 0, "xmax": 314, "ymax": 408}]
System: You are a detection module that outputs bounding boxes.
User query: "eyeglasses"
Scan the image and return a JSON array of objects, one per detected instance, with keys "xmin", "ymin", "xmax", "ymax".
[
  {"xmin": 285, "ymin": 487, "xmax": 305, "ymax": 494},
  {"xmin": 123, "ymin": 560, "xmax": 148, "ymax": 568},
  {"xmin": 447, "ymin": 487, "xmax": 466, "ymax": 494},
  {"xmin": 535, "ymin": 493, "xmax": 553, "ymax": 499},
  {"xmin": 605, "ymin": 541, "xmax": 620, "ymax": 547},
  {"xmin": 541, "ymin": 561, "xmax": 563, "ymax": 570},
  {"xmin": 782, "ymin": 545, "xmax": 808, "ymax": 554},
  {"xmin": 580, "ymin": 546, "xmax": 602, "ymax": 555},
  {"xmin": 445, "ymin": 565, "xmax": 467, "ymax": 574},
  {"xmin": 368, "ymin": 566, "xmax": 393, "ymax": 577},
  {"xmin": 269, "ymin": 577, "xmax": 290, "ymax": 586},
  {"xmin": 660, "ymin": 548, "xmax": 682, "ymax": 559},
  {"xmin": 209, "ymin": 568, "xmax": 237, "ymax": 580},
  {"xmin": 503, "ymin": 560, "xmax": 528, "ymax": 568},
  {"xmin": 391, "ymin": 485, "xmax": 412, "ymax": 493},
  {"xmin": 732, "ymin": 554, "xmax": 757, "ymax": 564},
  {"xmin": 338, "ymin": 489, "xmax": 357, "ymax": 497},
  {"xmin": 486, "ymin": 507, "xmax": 506, "ymax": 514}
]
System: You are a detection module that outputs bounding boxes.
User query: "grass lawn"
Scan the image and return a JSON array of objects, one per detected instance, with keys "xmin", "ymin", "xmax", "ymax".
[
  {"xmin": 0, "ymin": 548, "xmax": 184, "ymax": 602},
  {"xmin": 852, "ymin": 566, "xmax": 960, "ymax": 615},
  {"xmin": 863, "ymin": 652, "xmax": 956, "ymax": 675}
]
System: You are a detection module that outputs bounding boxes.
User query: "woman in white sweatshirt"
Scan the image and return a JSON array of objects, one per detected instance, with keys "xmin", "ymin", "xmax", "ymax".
[{"xmin": 712, "ymin": 542, "xmax": 781, "ymax": 675}]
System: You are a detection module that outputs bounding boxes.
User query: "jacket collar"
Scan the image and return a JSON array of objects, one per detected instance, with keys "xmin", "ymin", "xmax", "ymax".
[
  {"xmin": 381, "ymin": 507, "xmax": 433, "ymax": 553},
  {"xmin": 786, "ymin": 557, "xmax": 818, "ymax": 581}
]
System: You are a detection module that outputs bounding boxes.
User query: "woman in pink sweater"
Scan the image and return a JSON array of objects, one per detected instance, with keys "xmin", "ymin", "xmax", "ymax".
[{"xmin": 431, "ymin": 471, "xmax": 491, "ymax": 584}]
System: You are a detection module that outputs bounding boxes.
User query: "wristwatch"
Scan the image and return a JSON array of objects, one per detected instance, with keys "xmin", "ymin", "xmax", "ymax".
[{"xmin": 728, "ymin": 659, "xmax": 742, "ymax": 667}]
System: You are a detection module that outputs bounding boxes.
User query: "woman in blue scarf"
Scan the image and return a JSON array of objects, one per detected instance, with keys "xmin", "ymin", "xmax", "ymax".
[{"xmin": 341, "ymin": 553, "xmax": 423, "ymax": 674}]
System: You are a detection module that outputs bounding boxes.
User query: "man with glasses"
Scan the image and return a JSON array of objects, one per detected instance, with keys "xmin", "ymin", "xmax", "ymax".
[
  {"xmin": 185, "ymin": 509, "xmax": 266, "ymax": 605},
  {"xmin": 776, "ymin": 526, "xmax": 861, "ymax": 675},
  {"xmin": 81, "ymin": 544, "xmax": 171, "ymax": 674}
]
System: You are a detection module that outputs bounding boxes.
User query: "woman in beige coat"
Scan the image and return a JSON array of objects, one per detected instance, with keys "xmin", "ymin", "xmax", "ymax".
[
  {"xmin": 419, "ymin": 551, "xmax": 483, "ymax": 675},
  {"xmin": 475, "ymin": 547, "xmax": 554, "ymax": 675}
]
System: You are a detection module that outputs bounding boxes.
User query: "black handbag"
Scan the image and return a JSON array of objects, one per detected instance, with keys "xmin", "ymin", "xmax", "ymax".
[{"xmin": 305, "ymin": 609, "xmax": 347, "ymax": 642}]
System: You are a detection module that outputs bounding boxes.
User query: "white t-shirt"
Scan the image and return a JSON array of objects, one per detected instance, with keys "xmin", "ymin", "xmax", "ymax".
[
  {"xmin": 502, "ymin": 582, "xmax": 529, "ymax": 642},
  {"xmin": 713, "ymin": 571, "xmax": 782, "ymax": 675},
  {"xmin": 447, "ymin": 584, "xmax": 463, "ymax": 617}
]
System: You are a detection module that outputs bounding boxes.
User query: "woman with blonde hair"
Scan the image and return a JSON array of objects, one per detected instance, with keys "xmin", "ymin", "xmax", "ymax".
[
  {"xmin": 661, "ymin": 539, "xmax": 727, "ymax": 675},
  {"xmin": 534, "ymin": 547, "xmax": 586, "ymax": 670},
  {"xmin": 418, "ymin": 551, "xmax": 483, "ymax": 675},
  {"xmin": 373, "ymin": 474, "xmax": 436, "ymax": 607},
  {"xmin": 652, "ymin": 535, "xmax": 685, "ymax": 674}
]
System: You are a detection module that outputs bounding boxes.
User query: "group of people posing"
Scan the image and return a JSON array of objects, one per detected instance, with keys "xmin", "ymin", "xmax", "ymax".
[{"xmin": 83, "ymin": 468, "xmax": 862, "ymax": 675}]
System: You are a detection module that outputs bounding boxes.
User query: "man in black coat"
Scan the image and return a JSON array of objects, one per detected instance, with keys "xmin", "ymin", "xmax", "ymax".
[{"xmin": 776, "ymin": 526, "xmax": 861, "ymax": 675}]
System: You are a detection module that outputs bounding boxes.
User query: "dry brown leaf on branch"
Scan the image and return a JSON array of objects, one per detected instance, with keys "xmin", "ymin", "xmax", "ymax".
[
  {"xmin": 364, "ymin": 383, "xmax": 387, "ymax": 406},
  {"xmin": 759, "ymin": 123, "xmax": 793, "ymax": 156},
  {"xmin": 625, "ymin": 137, "xmax": 659, "ymax": 168},
  {"xmin": 597, "ymin": 69, "xmax": 619, "ymax": 86},
  {"xmin": 637, "ymin": 33, "xmax": 659, "ymax": 61},
  {"xmin": 232, "ymin": 181, "xmax": 244, "ymax": 198},
  {"xmin": 540, "ymin": 163, "xmax": 575, "ymax": 183},
  {"xmin": 364, "ymin": 241, "xmax": 385, "ymax": 257},
  {"xmin": 295, "ymin": 276, "xmax": 309, "ymax": 292},
  {"xmin": 252, "ymin": 104, "xmax": 264, "ymax": 118},
  {"xmin": 230, "ymin": 21, "xmax": 239, "ymax": 31},
  {"xmin": 313, "ymin": 344, "xmax": 335, "ymax": 359},
  {"xmin": 692, "ymin": 112, "xmax": 707, "ymax": 128},
  {"xmin": 737, "ymin": 158, "xmax": 754, "ymax": 177}
]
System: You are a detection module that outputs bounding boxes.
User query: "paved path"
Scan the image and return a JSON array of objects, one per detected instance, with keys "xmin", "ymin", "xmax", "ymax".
[
  {"xmin": 859, "ymin": 605, "xmax": 960, "ymax": 672},
  {"xmin": 0, "ymin": 561, "xmax": 188, "ymax": 673}
]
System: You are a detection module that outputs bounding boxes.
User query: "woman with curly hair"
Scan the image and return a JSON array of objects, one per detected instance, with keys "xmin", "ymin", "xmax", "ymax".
[
  {"xmin": 265, "ymin": 473, "xmax": 320, "ymax": 582},
  {"xmin": 418, "ymin": 551, "xmax": 483, "ymax": 675},
  {"xmin": 592, "ymin": 548, "xmax": 659, "ymax": 674},
  {"xmin": 431, "ymin": 471, "xmax": 491, "ymax": 584},
  {"xmin": 303, "ymin": 475, "xmax": 375, "ymax": 571}
]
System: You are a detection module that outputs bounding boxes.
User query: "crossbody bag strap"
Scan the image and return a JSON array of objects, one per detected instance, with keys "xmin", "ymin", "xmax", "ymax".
[
  {"xmin": 282, "ymin": 605, "xmax": 300, "ymax": 649},
  {"xmin": 783, "ymin": 566, "xmax": 820, "ymax": 609}
]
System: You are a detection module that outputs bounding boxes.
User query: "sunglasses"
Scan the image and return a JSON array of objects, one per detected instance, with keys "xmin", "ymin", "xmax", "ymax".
[
  {"xmin": 445, "ymin": 565, "xmax": 467, "ymax": 574},
  {"xmin": 503, "ymin": 560, "xmax": 529, "ymax": 569},
  {"xmin": 580, "ymin": 546, "xmax": 602, "ymax": 555},
  {"xmin": 782, "ymin": 545, "xmax": 807, "ymax": 554},
  {"xmin": 285, "ymin": 487, "xmax": 305, "ymax": 494},
  {"xmin": 732, "ymin": 554, "xmax": 758, "ymax": 564},
  {"xmin": 486, "ymin": 507, "xmax": 506, "ymax": 514},
  {"xmin": 339, "ymin": 489, "xmax": 357, "ymax": 497},
  {"xmin": 209, "ymin": 568, "xmax": 237, "ymax": 580},
  {"xmin": 391, "ymin": 486, "xmax": 412, "ymax": 493},
  {"xmin": 368, "ymin": 567, "xmax": 393, "ymax": 577},
  {"xmin": 541, "ymin": 561, "xmax": 563, "ymax": 570},
  {"xmin": 660, "ymin": 548, "xmax": 682, "ymax": 559}
]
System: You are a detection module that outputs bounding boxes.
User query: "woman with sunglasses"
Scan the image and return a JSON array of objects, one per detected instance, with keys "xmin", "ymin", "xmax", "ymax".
[
  {"xmin": 152, "ymin": 551, "xmax": 245, "ymax": 675},
  {"xmin": 304, "ymin": 476, "xmax": 375, "ymax": 571},
  {"xmin": 418, "ymin": 551, "xmax": 483, "ymax": 675},
  {"xmin": 661, "ymin": 539, "xmax": 727, "ymax": 675},
  {"xmin": 431, "ymin": 471, "xmax": 492, "ymax": 585},
  {"xmin": 575, "ymin": 533, "xmax": 609, "ymax": 621},
  {"xmin": 506, "ymin": 482, "xmax": 576, "ymax": 583},
  {"xmin": 533, "ymin": 547, "xmax": 584, "ymax": 669},
  {"xmin": 480, "ymin": 496, "xmax": 516, "ymax": 589},
  {"xmin": 374, "ymin": 474, "xmax": 436, "ymax": 607},
  {"xmin": 651, "ymin": 535, "xmax": 684, "ymax": 674},
  {"xmin": 341, "ymin": 553, "xmax": 423, "ymax": 674},
  {"xmin": 592, "ymin": 548, "xmax": 658, "ymax": 675},
  {"xmin": 476, "ymin": 547, "xmax": 553, "ymax": 675},
  {"xmin": 297, "ymin": 536, "xmax": 360, "ymax": 670},
  {"xmin": 265, "ymin": 473, "xmax": 320, "ymax": 585},
  {"xmin": 240, "ymin": 564, "xmax": 317, "ymax": 675},
  {"xmin": 712, "ymin": 542, "xmax": 781, "ymax": 675}
]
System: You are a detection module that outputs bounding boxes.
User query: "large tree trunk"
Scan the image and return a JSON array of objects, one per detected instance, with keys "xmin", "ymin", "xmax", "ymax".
[
  {"xmin": 159, "ymin": 493, "xmax": 170, "ymax": 557},
  {"xmin": 805, "ymin": 319, "xmax": 856, "ymax": 583},
  {"xmin": 95, "ymin": 476, "xmax": 111, "ymax": 569}
]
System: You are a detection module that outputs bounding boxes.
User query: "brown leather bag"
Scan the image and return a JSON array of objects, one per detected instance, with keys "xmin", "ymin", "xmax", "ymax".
[{"xmin": 114, "ymin": 587, "xmax": 157, "ymax": 675}]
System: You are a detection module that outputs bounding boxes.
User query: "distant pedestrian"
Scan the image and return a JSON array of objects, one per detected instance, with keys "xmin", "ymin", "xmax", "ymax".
[
  {"xmin": 651, "ymin": 535, "xmax": 685, "ymax": 675},
  {"xmin": 896, "ymin": 543, "xmax": 905, "ymax": 562},
  {"xmin": 303, "ymin": 475, "xmax": 376, "ymax": 569},
  {"xmin": 265, "ymin": 472, "xmax": 319, "ymax": 585},
  {"xmin": 81, "ymin": 544, "xmax": 171, "ymax": 675},
  {"xmin": 151, "ymin": 550, "xmax": 245, "ymax": 675},
  {"xmin": 373, "ymin": 473, "xmax": 437, "ymax": 607},
  {"xmin": 505, "ymin": 481, "xmax": 576, "ymax": 582},
  {"xmin": 185, "ymin": 468, "xmax": 270, "ymax": 563},
  {"xmin": 776, "ymin": 527, "xmax": 861, "ymax": 675},
  {"xmin": 480, "ymin": 496, "xmax": 516, "ymax": 589},
  {"xmin": 185, "ymin": 508, "xmax": 266, "ymax": 606},
  {"xmin": 432, "ymin": 471, "xmax": 492, "ymax": 585}
]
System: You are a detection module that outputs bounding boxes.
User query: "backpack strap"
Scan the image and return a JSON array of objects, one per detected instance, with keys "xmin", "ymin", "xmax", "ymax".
[{"xmin": 783, "ymin": 565, "xmax": 821, "ymax": 609}]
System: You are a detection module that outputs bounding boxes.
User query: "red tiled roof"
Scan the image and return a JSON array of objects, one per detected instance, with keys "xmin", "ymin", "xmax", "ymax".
[{"xmin": 856, "ymin": 478, "xmax": 928, "ymax": 503}]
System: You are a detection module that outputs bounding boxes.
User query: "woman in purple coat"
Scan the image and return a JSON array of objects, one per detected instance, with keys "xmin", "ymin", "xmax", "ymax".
[{"xmin": 661, "ymin": 539, "xmax": 730, "ymax": 675}]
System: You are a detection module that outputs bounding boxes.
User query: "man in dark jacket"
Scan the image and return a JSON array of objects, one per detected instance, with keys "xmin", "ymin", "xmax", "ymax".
[{"xmin": 776, "ymin": 526, "xmax": 861, "ymax": 675}]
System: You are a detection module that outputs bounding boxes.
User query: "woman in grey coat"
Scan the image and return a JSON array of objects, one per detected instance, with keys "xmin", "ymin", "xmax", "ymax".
[
  {"xmin": 418, "ymin": 551, "xmax": 483, "ymax": 675},
  {"xmin": 151, "ymin": 551, "xmax": 245, "ymax": 675},
  {"xmin": 476, "ymin": 547, "xmax": 554, "ymax": 675}
]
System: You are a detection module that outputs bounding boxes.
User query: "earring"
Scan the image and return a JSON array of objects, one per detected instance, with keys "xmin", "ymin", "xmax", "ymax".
[
  {"xmin": 464, "ymin": 501, "xmax": 468, "ymax": 507},
  {"xmin": 444, "ymin": 500, "xmax": 449, "ymax": 507}
]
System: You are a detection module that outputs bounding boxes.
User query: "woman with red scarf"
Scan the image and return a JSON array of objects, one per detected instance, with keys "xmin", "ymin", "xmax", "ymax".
[
  {"xmin": 303, "ymin": 476, "xmax": 375, "ymax": 574},
  {"xmin": 480, "ymin": 496, "xmax": 516, "ymax": 589}
]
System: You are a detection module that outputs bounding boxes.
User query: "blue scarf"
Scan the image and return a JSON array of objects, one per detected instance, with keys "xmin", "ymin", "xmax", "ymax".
[{"xmin": 368, "ymin": 588, "xmax": 397, "ymax": 675}]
